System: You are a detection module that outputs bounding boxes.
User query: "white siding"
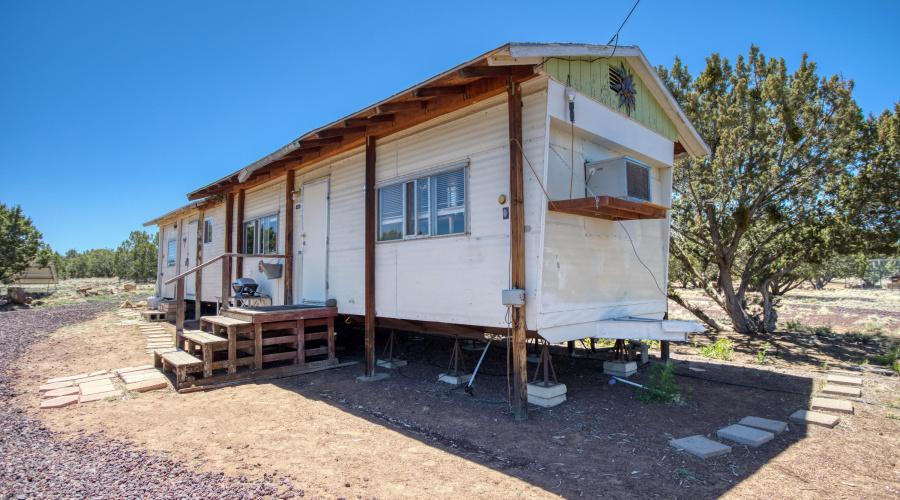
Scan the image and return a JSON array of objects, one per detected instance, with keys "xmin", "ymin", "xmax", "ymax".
[{"xmin": 240, "ymin": 179, "xmax": 286, "ymax": 305}]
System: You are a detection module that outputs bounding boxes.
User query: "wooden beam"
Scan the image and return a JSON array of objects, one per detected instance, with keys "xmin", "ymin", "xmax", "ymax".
[
  {"xmin": 364, "ymin": 135, "xmax": 376, "ymax": 378},
  {"xmin": 344, "ymin": 114, "xmax": 395, "ymax": 127},
  {"xmin": 374, "ymin": 101, "xmax": 425, "ymax": 113},
  {"xmin": 457, "ymin": 65, "xmax": 533, "ymax": 78},
  {"xmin": 412, "ymin": 85, "xmax": 467, "ymax": 98},
  {"xmin": 508, "ymin": 80, "xmax": 528, "ymax": 421},
  {"xmin": 176, "ymin": 277, "xmax": 185, "ymax": 332},
  {"xmin": 316, "ymin": 125, "xmax": 368, "ymax": 138},
  {"xmin": 235, "ymin": 189, "xmax": 245, "ymax": 279},
  {"xmin": 296, "ymin": 136, "xmax": 343, "ymax": 148},
  {"xmin": 195, "ymin": 208, "xmax": 204, "ymax": 317},
  {"xmin": 222, "ymin": 193, "xmax": 233, "ymax": 305},
  {"xmin": 284, "ymin": 172, "xmax": 294, "ymax": 305},
  {"xmin": 674, "ymin": 141, "xmax": 686, "ymax": 156},
  {"xmin": 282, "ymin": 146, "xmax": 321, "ymax": 158}
]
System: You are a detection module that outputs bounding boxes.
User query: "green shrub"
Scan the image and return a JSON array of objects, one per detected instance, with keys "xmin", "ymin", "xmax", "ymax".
[
  {"xmin": 638, "ymin": 362, "xmax": 691, "ymax": 404},
  {"xmin": 756, "ymin": 342, "xmax": 773, "ymax": 364},
  {"xmin": 699, "ymin": 338, "xmax": 734, "ymax": 361}
]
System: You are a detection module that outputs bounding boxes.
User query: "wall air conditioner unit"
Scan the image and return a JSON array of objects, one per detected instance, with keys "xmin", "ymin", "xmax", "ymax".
[{"xmin": 584, "ymin": 156, "xmax": 652, "ymax": 203}]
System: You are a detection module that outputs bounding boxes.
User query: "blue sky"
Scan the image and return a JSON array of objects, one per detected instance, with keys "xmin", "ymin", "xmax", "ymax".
[{"xmin": 1, "ymin": 0, "xmax": 897, "ymax": 252}]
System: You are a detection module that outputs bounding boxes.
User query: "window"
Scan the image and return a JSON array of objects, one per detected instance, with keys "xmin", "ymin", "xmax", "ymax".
[
  {"xmin": 244, "ymin": 214, "xmax": 278, "ymax": 254},
  {"xmin": 203, "ymin": 218, "xmax": 213, "ymax": 244},
  {"xmin": 378, "ymin": 167, "xmax": 466, "ymax": 241},
  {"xmin": 166, "ymin": 240, "xmax": 176, "ymax": 267}
]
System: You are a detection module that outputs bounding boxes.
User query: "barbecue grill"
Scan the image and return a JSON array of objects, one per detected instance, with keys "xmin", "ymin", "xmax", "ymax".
[{"xmin": 232, "ymin": 277, "xmax": 259, "ymax": 297}]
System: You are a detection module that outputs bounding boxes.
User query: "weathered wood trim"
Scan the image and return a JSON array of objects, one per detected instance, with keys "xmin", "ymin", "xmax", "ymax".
[
  {"xmin": 508, "ymin": 80, "xmax": 528, "ymax": 421},
  {"xmin": 364, "ymin": 135, "xmax": 376, "ymax": 377},
  {"xmin": 548, "ymin": 196, "xmax": 669, "ymax": 221},
  {"xmin": 235, "ymin": 189, "xmax": 245, "ymax": 278},
  {"xmin": 195, "ymin": 209, "xmax": 204, "ymax": 314},
  {"xmin": 222, "ymin": 193, "xmax": 234, "ymax": 305},
  {"xmin": 284, "ymin": 173, "xmax": 295, "ymax": 305}
]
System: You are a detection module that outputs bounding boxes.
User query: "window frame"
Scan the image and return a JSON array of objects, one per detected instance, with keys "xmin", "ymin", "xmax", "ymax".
[
  {"xmin": 243, "ymin": 213, "xmax": 279, "ymax": 255},
  {"xmin": 166, "ymin": 239, "xmax": 177, "ymax": 267},
  {"xmin": 377, "ymin": 164, "xmax": 468, "ymax": 243},
  {"xmin": 202, "ymin": 217, "xmax": 214, "ymax": 245}
]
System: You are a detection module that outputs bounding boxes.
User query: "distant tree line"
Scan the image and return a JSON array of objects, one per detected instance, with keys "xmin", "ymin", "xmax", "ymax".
[{"xmin": 52, "ymin": 231, "xmax": 159, "ymax": 283}]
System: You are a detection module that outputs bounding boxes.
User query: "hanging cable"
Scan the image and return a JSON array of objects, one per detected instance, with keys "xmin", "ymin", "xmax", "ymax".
[{"xmin": 615, "ymin": 218, "xmax": 668, "ymax": 299}]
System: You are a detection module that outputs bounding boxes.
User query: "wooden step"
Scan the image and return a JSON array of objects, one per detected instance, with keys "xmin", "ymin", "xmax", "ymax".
[
  {"xmin": 153, "ymin": 348, "xmax": 203, "ymax": 386},
  {"xmin": 200, "ymin": 315, "xmax": 252, "ymax": 327},
  {"xmin": 159, "ymin": 349, "xmax": 203, "ymax": 368},
  {"xmin": 181, "ymin": 329, "xmax": 228, "ymax": 346}
]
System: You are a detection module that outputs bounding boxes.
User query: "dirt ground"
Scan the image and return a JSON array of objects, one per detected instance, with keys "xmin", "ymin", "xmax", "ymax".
[{"xmin": 10, "ymin": 287, "xmax": 900, "ymax": 499}]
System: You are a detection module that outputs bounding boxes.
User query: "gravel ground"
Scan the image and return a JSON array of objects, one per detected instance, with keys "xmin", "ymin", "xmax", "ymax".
[{"xmin": 0, "ymin": 301, "xmax": 289, "ymax": 500}]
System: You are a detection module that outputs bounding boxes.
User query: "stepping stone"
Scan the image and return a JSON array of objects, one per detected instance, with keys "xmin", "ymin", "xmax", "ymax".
[
  {"xmin": 80, "ymin": 383, "xmax": 117, "ymax": 396},
  {"xmin": 125, "ymin": 378, "xmax": 168, "ymax": 392},
  {"xmin": 828, "ymin": 369, "xmax": 861, "ymax": 376},
  {"xmin": 114, "ymin": 365, "xmax": 154, "ymax": 375},
  {"xmin": 43, "ymin": 386, "xmax": 80, "ymax": 398},
  {"xmin": 826, "ymin": 375, "xmax": 862, "ymax": 386},
  {"xmin": 821, "ymin": 384, "xmax": 860, "ymax": 397},
  {"xmin": 811, "ymin": 397, "xmax": 854, "ymax": 415},
  {"xmin": 789, "ymin": 410, "xmax": 840, "ymax": 428},
  {"xmin": 40, "ymin": 395, "xmax": 79, "ymax": 409},
  {"xmin": 88, "ymin": 370, "xmax": 108, "ymax": 377},
  {"xmin": 669, "ymin": 435, "xmax": 732, "ymax": 458},
  {"xmin": 79, "ymin": 378, "xmax": 116, "ymax": 388},
  {"xmin": 39, "ymin": 381, "xmax": 74, "ymax": 392},
  {"xmin": 716, "ymin": 424, "xmax": 775, "ymax": 447},
  {"xmin": 80, "ymin": 390, "xmax": 123, "ymax": 403},
  {"xmin": 738, "ymin": 416, "xmax": 788, "ymax": 434},
  {"xmin": 120, "ymin": 370, "xmax": 166, "ymax": 384},
  {"xmin": 45, "ymin": 374, "xmax": 89, "ymax": 384},
  {"xmin": 72, "ymin": 373, "xmax": 115, "ymax": 384}
]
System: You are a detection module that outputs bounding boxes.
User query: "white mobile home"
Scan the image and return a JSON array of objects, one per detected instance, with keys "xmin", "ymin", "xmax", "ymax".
[{"xmin": 145, "ymin": 43, "xmax": 708, "ymax": 415}]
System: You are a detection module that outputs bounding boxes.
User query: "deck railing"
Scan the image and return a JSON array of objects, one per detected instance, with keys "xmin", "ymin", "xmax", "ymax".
[{"xmin": 163, "ymin": 253, "xmax": 287, "ymax": 331}]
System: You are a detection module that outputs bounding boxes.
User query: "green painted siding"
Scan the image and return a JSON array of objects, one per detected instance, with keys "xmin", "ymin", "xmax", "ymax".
[{"xmin": 544, "ymin": 57, "xmax": 678, "ymax": 142}]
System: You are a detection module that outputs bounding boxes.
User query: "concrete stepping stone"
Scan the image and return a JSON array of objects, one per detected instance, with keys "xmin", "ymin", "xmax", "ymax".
[
  {"xmin": 88, "ymin": 370, "xmax": 108, "ymax": 377},
  {"xmin": 669, "ymin": 435, "xmax": 732, "ymax": 458},
  {"xmin": 125, "ymin": 378, "xmax": 168, "ymax": 392},
  {"xmin": 821, "ymin": 384, "xmax": 860, "ymax": 397},
  {"xmin": 72, "ymin": 373, "xmax": 115, "ymax": 384},
  {"xmin": 43, "ymin": 386, "xmax": 80, "ymax": 398},
  {"xmin": 716, "ymin": 424, "xmax": 775, "ymax": 447},
  {"xmin": 738, "ymin": 416, "xmax": 788, "ymax": 434},
  {"xmin": 120, "ymin": 370, "xmax": 166, "ymax": 384},
  {"xmin": 45, "ymin": 374, "xmax": 88, "ymax": 384},
  {"xmin": 80, "ymin": 390, "xmax": 123, "ymax": 403},
  {"xmin": 115, "ymin": 365, "xmax": 154, "ymax": 375},
  {"xmin": 39, "ymin": 381, "xmax": 74, "ymax": 392},
  {"xmin": 826, "ymin": 375, "xmax": 862, "ymax": 386},
  {"xmin": 827, "ymin": 369, "xmax": 861, "ymax": 376},
  {"xmin": 80, "ymin": 382, "xmax": 117, "ymax": 396},
  {"xmin": 789, "ymin": 410, "xmax": 839, "ymax": 428},
  {"xmin": 40, "ymin": 395, "xmax": 79, "ymax": 409},
  {"xmin": 811, "ymin": 397, "xmax": 854, "ymax": 415}
]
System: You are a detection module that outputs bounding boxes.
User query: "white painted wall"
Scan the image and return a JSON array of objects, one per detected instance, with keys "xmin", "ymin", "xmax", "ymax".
[{"xmin": 239, "ymin": 179, "xmax": 287, "ymax": 305}]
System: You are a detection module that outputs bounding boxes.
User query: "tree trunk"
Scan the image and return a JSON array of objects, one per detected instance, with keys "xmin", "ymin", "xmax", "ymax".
[
  {"xmin": 667, "ymin": 290, "xmax": 724, "ymax": 332},
  {"xmin": 718, "ymin": 271, "xmax": 758, "ymax": 334},
  {"xmin": 759, "ymin": 280, "xmax": 778, "ymax": 333}
]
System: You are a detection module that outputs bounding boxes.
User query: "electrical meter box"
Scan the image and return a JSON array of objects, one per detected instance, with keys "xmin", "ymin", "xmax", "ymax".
[
  {"xmin": 584, "ymin": 156, "xmax": 652, "ymax": 203},
  {"xmin": 502, "ymin": 288, "xmax": 525, "ymax": 307}
]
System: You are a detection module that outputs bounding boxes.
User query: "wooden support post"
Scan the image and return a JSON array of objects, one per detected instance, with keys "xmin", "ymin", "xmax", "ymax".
[
  {"xmin": 284, "ymin": 173, "xmax": 295, "ymax": 305},
  {"xmin": 195, "ymin": 209, "xmax": 204, "ymax": 318},
  {"xmin": 235, "ymin": 189, "xmax": 245, "ymax": 279},
  {"xmin": 508, "ymin": 80, "xmax": 528, "ymax": 421},
  {"xmin": 176, "ymin": 277, "xmax": 185, "ymax": 335},
  {"xmin": 364, "ymin": 135, "xmax": 377, "ymax": 377},
  {"xmin": 661, "ymin": 312, "xmax": 670, "ymax": 362},
  {"xmin": 156, "ymin": 229, "xmax": 164, "ymax": 298},
  {"xmin": 222, "ymin": 193, "xmax": 234, "ymax": 308},
  {"xmin": 254, "ymin": 323, "xmax": 263, "ymax": 370}
]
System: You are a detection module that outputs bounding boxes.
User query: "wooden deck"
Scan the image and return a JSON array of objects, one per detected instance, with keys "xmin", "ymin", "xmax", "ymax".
[{"xmin": 157, "ymin": 305, "xmax": 342, "ymax": 389}]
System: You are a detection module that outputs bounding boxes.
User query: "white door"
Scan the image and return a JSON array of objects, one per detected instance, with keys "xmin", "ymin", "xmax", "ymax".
[
  {"xmin": 184, "ymin": 221, "xmax": 198, "ymax": 297},
  {"xmin": 299, "ymin": 179, "xmax": 329, "ymax": 303}
]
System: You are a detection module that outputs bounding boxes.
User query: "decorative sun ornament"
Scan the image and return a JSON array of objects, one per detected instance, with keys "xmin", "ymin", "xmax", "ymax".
[{"xmin": 609, "ymin": 63, "xmax": 637, "ymax": 115}]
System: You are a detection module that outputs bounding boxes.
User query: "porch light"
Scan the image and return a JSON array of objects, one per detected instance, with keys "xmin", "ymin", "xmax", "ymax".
[{"xmin": 565, "ymin": 87, "xmax": 576, "ymax": 122}]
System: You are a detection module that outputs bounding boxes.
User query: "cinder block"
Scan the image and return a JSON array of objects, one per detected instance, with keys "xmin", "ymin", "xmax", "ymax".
[
  {"xmin": 821, "ymin": 384, "xmax": 860, "ymax": 397},
  {"xmin": 603, "ymin": 361, "xmax": 637, "ymax": 378},
  {"xmin": 438, "ymin": 373, "xmax": 471, "ymax": 385},
  {"xmin": 376, "ymin": 359, "xmax": 407, "ymax": 369},
  {"xmin": 789, "ymin": 410, "xmax": 840, "ymax": 428},
  {"xmin": 717, "ymin": 424, "xmax": 774, "ymax": 447},
  {"xmin": 669, "ymin": 435, "xmax": 732, "ymax": 458},
  {"xmin": 527, "ymin": 381, "xmax": 567, "ymax": 399},
  {"xmin": 528, "ymin": 393, "xmax": 567, "ymax": 408},
  {"xmin": 826, "ymin": 375, "xmax": 862, "ymax": 387},
  {"xmin": 810, "ymin": 397, "xmax": 854, "ymax": 415},
  {"xmin": 738, "ymin": 416, "xmax": 788, "ymax": 434}
]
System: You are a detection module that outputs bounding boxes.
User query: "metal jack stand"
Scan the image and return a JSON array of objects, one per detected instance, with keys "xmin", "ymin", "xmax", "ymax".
[
  {"xmin": 438, "ymin": 337, "xmax": 471, "ymax": 384},
  {"xmin": 377, "ymin": 329, "xmax": 406, "ymax": 369},
  {"xmin": 532, "ymin": 341, "xmax": 558, "ymax": 387}
]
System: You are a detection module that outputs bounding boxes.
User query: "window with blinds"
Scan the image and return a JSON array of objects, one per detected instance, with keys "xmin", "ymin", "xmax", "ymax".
[
  {"xmin": 378, "ymin": 167, "xmax": 466, "ymax": 241},
  {"xmin": 243, "ymin": 215, "xmax": 278, "ymax": 254}
]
